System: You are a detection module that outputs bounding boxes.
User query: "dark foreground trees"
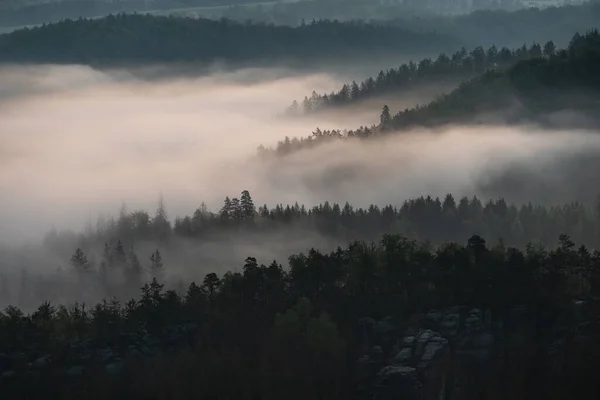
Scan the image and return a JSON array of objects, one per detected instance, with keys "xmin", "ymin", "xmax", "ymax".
[{"xmin": 2, "ymin": 232, "xmax": 600, "ymax": 399}]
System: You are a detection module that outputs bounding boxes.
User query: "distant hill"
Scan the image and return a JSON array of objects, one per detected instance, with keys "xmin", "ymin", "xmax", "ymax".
[
  {"xmin": 264, "ymin": 30, "xmax": 600, "ymax": 157},
  {"xmin": 286, "ymin": 41, "xmax": 554, "ymax": 116},
  {"xmin": 0, "ymin": 0, "xmax": 267, "ymax": 28},
  {"xmin": 388, "ymin": 30, "xmax": 600, "ymax": 131},
  {"xmin": 387, "ymin": 2, "xmax": 600, "ymax": 49},
  {"xmin": 0, "ymin": 14, "xmax": 457, "ymax": 66}
]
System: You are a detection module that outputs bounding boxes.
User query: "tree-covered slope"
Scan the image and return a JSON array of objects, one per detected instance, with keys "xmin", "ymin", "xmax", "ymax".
[
  {"xmin": 287, "ymin": 41, "xmax": 556, "ymax": 115},
  {"xmin": 0, "ymin": 14, "xmax": 457, "ymax": 65},
  {"xmin": 268, "ymin": 31, "xmax": 600, "ymax": 157},
  {"xmin": 388, "ymin": 30, "xmax": 600, "ymax": 130}
]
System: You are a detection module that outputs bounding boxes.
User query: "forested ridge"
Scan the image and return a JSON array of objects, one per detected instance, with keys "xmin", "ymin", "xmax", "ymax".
[
  {"xmin": 0, "ymin": 14, "xmax": 456, "ymax": 65},
  {"xmin": 2, "ymin": 208, "xmax": 600, "ymax": 398},
  {"xmin": 2, "ymin": 6, "xmax": 600, "ymax": 400},
  {"xmin": 0, "ymin": 0, "xmax": 261, "ymax": 27},
  {"xmin": 37, "ymin": 190, "xmax": 600, "ymax": 255},
  {"xmin": 270, "ymin": 30, "xmax": 600, "ymax": 156},
  {"xmin": 287, "ymin": 40, "xmax": 557, "ymax": 115}
]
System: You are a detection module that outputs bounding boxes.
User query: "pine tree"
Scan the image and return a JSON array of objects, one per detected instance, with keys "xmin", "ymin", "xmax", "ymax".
[
  {"xmin": 543, "ymin": 40, "xmax": 556, "ymax": 57},
  {"xmin": 230, "ymin": 197, "xmax": 242, "ymax": 223},
  {"xmin": 350, "ymin": 80, "xmax": 360, "ymax": 100},
  {"xmin": 113, "ymin": 240, "xmax": 126, "ymax": 269},
  {"xmin": 70, "ymin": 248, "xmax": 90, "ymax": 274},
  {"xmin": 125, "ymin": 246, "xmax": 142, "ymax": 289},
  {"xmin": 153, "ymin": 194, "xmax": 171, "ymax": 243},
  {"xmin": 149, "ymin": 249, "xmax": 164, "ymax": 282},
  {"xmin": 219, "ymin": 196, "xmax": 232, "ymax": 224},
  {"xmin": 380, "ymin": 105, "xmax": 392, "ymax": 130},
  {"xmin": 240, "ymin": 190, "xmax": 256, "ymax": 223}
]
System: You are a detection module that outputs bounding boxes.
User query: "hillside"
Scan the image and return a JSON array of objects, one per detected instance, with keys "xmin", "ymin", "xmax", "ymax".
[
  {"xmin": 0, "ymin": 14, "xmax": 456, "ymax": 66},
  {"xmin": 287, "ymin": 41, "xmax": 554, "ymax": 115},
  {"xmin": 388, "ymin": 2, "xmax": 600, "ymax": 49},
  {"xmin": 388, "ymin": 30, "xmax": 600, "ymax": 131},
  {"xmin": 267, "ymin": 30, "xmax": 600, "ymax": 156}
]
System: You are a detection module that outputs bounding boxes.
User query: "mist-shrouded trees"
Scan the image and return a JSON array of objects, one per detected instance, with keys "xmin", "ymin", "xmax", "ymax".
[
  {"xmin": 3, "ymin": 229, "xmax": 600, "ymax": 399},
  {"xmin": 70, "ymin": 248, "xmax": 90, "ymax": 276},
  {"xmin": 380, "ymin": 104, "xmax": 391, "ymax": 130},
  {"xmin": 50, "ymin": 188, "xmax": 600, "ymax": 271},
  {"xmin": 287, "ymin": 41, "xmax": 549, "ymax": 116},
  {"xmin": 149, "ymin": 249, "xmax": 164, "ymax": 283},
  {"xmin": 277, "ymin": 31, "xmax": 600, "ymax": 156},
  {"xmin": 153, "ymin": 195, "xmax": 171, "ymax": 244}
]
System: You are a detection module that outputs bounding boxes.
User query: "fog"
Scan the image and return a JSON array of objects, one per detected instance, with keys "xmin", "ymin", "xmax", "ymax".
[{"xmin": 1, "ymin": 63, "xmax": 600, "ymax": 308}]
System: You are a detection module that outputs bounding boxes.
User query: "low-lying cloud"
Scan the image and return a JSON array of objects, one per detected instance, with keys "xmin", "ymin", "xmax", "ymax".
[
  {"xmin": 2, "ymin": 63, "xmax": 600, "ymax": 308},
  {"xmin": 1, "ymin": 64, "xmax": 600, "ymax": 245}
]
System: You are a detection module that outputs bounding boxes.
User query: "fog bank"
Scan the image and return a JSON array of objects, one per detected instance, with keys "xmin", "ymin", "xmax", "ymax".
[{"xmin": 1, "ymin": 64, "xmax": 600, "ymax": 245}]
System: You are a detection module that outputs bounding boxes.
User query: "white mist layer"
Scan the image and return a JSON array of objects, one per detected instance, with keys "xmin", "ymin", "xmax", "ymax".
[{"xmin": 1, "ymin": 64, "xmax": 600, "ymax": 245}]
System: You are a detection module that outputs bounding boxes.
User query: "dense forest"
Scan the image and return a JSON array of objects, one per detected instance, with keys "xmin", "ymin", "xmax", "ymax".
[
  {"xmin": 48, "ymin": 190, "xmax": 600, "ymax": 255},
  {"xmin": 2, "ymin": 211, "xmax": 600, "ymax": 399},
  {"xmin": 2, "ymin": 0, "xmax": 586, "ymax": 29},
  {"xmin": 387, "ymin": 30, "xmax": 600, "ymax": 130},
  {"xmin": 0, "ymin": 14, "xmax": 456, "ymax": 65},
  {"xmin": 200, "ymin": 1, "xmax": 600, "ymax": 48},
  {"xmin": 0, "ymin": 0, "xmax": 268, "ymax": 27},
  {"xmin": 287, "ymin": 41, "xmax": 557, "ymax": 115},
  {"xmin": 272, "ymin": 30, "xmax": 600, "ymax": 155},
  {"xmin": 2, "ymin": 3, "xmax": 600, "ymax": 399},
  {"xmin": 2, "ymin": 190, "xmax": 599, "ymax": 309}
]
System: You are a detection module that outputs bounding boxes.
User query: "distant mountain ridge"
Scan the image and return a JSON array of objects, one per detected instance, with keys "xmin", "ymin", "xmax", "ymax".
[{"xmin": 0, "ymin": 14, "xmax": 457, "ymax": 66}]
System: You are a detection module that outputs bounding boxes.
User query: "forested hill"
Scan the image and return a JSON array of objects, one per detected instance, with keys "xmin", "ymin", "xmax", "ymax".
[
  {"xmin": 270, "ymin": 31, "xmax": 600, "ymax": 156},
  {"xmin": 387, "ymin": 30, "xmax": 600, "ymax": 131},
  {"xmin": 0, "ymin": 14, "xmax": 457, "ymax": 66},
  {"xmin": 387, "ymin": 2, "xmax": 600, "ymax": 49},
  {"xmin": 286, "ymin": 41, "xmax": 555, "ymax": 115}
]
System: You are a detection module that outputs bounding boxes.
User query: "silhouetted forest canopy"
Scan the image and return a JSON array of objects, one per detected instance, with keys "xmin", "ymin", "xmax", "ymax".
[
  {"xmin": 272, "ymin": 30, "xmax": 600, "ymax": 155},
  {"xmin": 2, "ymin": 4, "xmax": 600, "ymax": 400},
  {"xmin": 386, "ymin": 1, "xmax": 600, "ymax": 48},
  {"xmin": 165, "ymin": 1, "xmax": 600, "ymax": 50},
  {"xmin": 0, "ymin": 0, "xmax": 271, "ymax": 27},
  {"xmin": 2, "ymin": 216, "xmax": 600, "ymax": 398},
  {"xmin": 287, "ymin": 41, "xmax": 555, "ymax": 115},
  {"xmin": 0, "ymin": 13, "xmax": 456, "ymax": 65},
  {"xmin": 42, "ymin": 190, "xmax": 600, "ymax": 268}
]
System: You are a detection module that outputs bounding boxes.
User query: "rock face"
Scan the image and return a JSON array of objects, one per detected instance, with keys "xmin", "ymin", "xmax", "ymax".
[
  {"xmin": 357, "ymin": 306, "xmax": 501, "ymax": 400},
  {"xmin": 0, "ymin": 322, "xmax": 199, "ymax": 383}
]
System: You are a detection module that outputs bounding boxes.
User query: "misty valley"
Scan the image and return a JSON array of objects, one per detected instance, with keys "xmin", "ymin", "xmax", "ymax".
[{"xmin": 1, "ymin": 2, "xmax": 600, "ymax": 399}]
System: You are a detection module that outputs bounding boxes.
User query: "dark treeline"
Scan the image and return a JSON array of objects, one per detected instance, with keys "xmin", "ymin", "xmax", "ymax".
[
  {"xmin": 286, "ymin": 40, "xmax": 555, "ymax": 115},
  {"xmin": 387, "ymin": 1, "xmax": 600, "ymax": 48},
  {"xmin": 0, "ymin": 0, "xmax": 264, "ymax": 27},
  {"xmin": 206, "ymin": 1, "xmax": 600, "ymax": 49},
  {"xmin": 2, "ymin": 229, "xmax": 600, "ymax": 398},
  {"xmin": 387, "ymin": 29, "xmax": 600, "ymax": 131},
  {"xmin": 0, "ymin": 13, "xmax": 456, "ymax": 65},
  {"xmin": 272, "ymin": 30, "xmax": 600, "ymax": 155},
  {"xmin": 12, "ymin": 189, "xmax": 598, "ymax": 310},
  {"xmin": 46, "ymin": 190, "xmax": 600, "ymax": 258}
]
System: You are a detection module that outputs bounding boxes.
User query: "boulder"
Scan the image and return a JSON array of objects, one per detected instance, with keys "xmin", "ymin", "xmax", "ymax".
[
  {"xmin": 31, "ymin": 355, "xmax": 50, "ymax": 369},
  {"xmin": 393, "ymin": 347, "xmax": 413, "ymax": 364},
  {"xmin": 440, "ymin": 313, "xmax": 460, "ymax": 337},
  {"xmin": 105, "ymin": 359, "xmax": 124, "ymax": 375}
]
